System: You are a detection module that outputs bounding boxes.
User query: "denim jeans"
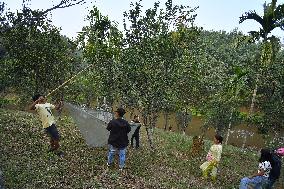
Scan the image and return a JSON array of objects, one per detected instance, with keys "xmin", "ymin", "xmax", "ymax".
[
  {"xmin": 240, "ymin": 176, "xmax": 268, "ymax": 189},
  {"xmin": 107, "ymin": 145, "xmax": 127, "ymax": 169}
]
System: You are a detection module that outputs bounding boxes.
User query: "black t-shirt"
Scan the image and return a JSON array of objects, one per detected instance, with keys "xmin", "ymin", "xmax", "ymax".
[{"xmin": 107, "ymin": 118, "xmax": 131, "ymax": 148}]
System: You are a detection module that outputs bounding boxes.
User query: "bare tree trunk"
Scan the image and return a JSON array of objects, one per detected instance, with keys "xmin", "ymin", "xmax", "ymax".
[
  {"xmin": 149, "ymin": 112, "xmax": 158, "ymax": 148},
  {"xmin": 145, "ymin": 127, "xmax": 154, "ymax": 149},
  {"xmin": 54, "ymin": 92, "xmax": 64, "ymax": 120},
  {"xmin": 164, "ymin": 112, "xmax": 169, "ymax": 131},
  {"xmin": 249, "ymin": 74, "xmax": 259, "ymax": 115},
  {"xmin": 182, "ymin": 113, "xmax": 186, "ymax": 135},
  {"xmin": 181, "ymin": 109, "xmax": 190, "ymax": 135},
  {"xmin": 86, "ymin": 92, "xmax": 92, "ymax": 108},
  {"xmin": 143, "ymin": 114, "xmax": 154, "ymax": 150},
  {"xmin": 225, "ymin": 111, "xmax": 233, "ymax": 145},
  {"xmin": 96, "ymin": 97, "xmax": 99, "ymax": 108},
  {"xmin": 0, "ymin": 169, "xmax": 4, "ymax": 189},
  {"xmin": 242, "ymin": 134, "xmax": 247, "ymax": 149},
  {"xmin": 141, "ymin": 105, "xmax": 158, "ymax": 150}
]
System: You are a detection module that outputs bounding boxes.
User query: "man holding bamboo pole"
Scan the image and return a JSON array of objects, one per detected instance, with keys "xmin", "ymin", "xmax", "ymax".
[{"xmin": 30, "ymin": 94, "xmax": 64, "ymax": 157}]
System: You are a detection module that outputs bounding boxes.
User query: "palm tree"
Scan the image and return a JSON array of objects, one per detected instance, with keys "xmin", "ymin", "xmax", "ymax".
[
  {"xmin": 239, "ymin": 0, "xmax": 284, "ymax": 115},
  {"xmin": 240, "ymin": 0, "xmax": 284, "ymax": 41}
]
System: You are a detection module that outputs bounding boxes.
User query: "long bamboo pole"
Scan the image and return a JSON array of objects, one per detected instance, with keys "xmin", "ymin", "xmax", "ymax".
[{"xmin": 46, "ymin": 64, "xmax": 93, "ymax": 98}]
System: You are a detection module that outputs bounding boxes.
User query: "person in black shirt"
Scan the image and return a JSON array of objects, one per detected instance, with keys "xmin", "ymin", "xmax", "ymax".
[
  {"xmin": 130, "ymin": 115, "xmax": 141, "ymax": 149},
  {"xmin": 107, "ymin": 108, "xmax": 131, "ymax": 170}
]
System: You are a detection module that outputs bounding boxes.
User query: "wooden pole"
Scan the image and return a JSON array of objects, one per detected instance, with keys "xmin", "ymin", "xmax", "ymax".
[{"xmin": 46, "ymin": 64, "xmax": 93, "ymax": 98}]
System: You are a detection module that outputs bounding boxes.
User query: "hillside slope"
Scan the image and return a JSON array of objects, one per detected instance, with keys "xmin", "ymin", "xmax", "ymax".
[{"xmin": 0, "ymin": 109, "xmax": 283, "ymax": 189}]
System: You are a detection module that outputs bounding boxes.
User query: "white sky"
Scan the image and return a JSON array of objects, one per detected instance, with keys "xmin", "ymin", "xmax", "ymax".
[{"xmin": 5, "ymin": 0, "xmax": 284, "ymax": 40}]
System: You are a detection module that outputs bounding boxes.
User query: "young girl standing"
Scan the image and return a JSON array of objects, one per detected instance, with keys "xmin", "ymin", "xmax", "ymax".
[{"xmin": 200, "ymin": 134, "xmax": 223, "ymax": 182}]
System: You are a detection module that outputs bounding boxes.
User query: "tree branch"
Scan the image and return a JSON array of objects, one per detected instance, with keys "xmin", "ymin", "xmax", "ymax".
[
  {"xmin": 40, "ymin": 0, "xmax": 85, "ymax": 16},
  {"xmin": 13, "ymin": 0, "xmax": 86, "ymax": 27}
]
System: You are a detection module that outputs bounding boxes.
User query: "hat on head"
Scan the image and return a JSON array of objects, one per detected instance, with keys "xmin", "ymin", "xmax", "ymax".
[{"xmin": 115, "ymin": 107, "xmax": 126, "ymax": 117}]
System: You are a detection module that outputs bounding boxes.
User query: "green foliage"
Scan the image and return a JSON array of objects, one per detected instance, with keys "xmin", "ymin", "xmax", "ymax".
[
  {"xmin": 256, "ymin": 50, "xmax": 284, "ymax": 132},
  {"xmin": 77, "ymin": 6, "xmax": 123, "ymax": 106},
  {"xmin": 193, "ymin": 30, "xmax": 258, "ymax": 133},
  {"xmin": 0, "ymin": 98, "xmax": 16, "ymax": 108},
  {"xmin": 0, "ymin": 3, "xmax": 78, "ymax": 99},
  {"xmin": 121, "ymin": 0, "xmax": 200, "ymax": 121},
  {"xmin": 239, "ymin": 0, "xmax": 284, "ymax": 133},
  {"xmin": 1, "ymin": 0, "xmax": 284, "ymax": 142}
]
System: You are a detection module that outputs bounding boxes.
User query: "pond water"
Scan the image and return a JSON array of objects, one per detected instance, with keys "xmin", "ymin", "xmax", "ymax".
[{"xmin": 124, "ymin": 111, "xmax": 283, "ymax": 149}]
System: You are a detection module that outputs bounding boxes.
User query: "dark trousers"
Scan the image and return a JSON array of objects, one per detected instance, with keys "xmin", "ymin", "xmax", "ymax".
[
  {"xmin": 267, "ymin": 177, "xmax": 277, "ymax": 189},
  {"xmin": 45, "ymin": 124, "xmax": 60, "ymax": 151},
  {"xmin": 131, "ymin": 134, "xmax": 139, "ymax": 148}
]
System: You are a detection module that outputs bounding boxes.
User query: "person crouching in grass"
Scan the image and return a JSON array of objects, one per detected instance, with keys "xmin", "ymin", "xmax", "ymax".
[
  {"xmin": 29, "ymin": 94, "xmax": 64, "ymax": 157},
  {"xmin": 200, "ymin": 134, "xmax": 223, "ymax": 182},
  {"xmin": 239, "ymin": 149, "xmax": 272, "ymax": 189}
]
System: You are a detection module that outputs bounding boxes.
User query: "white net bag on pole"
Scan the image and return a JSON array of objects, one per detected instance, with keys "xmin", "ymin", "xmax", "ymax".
[{"xmin": 64, "ymin": 103, "xmax": 138, "ymax": 147}]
